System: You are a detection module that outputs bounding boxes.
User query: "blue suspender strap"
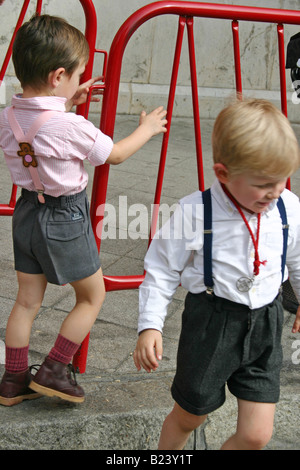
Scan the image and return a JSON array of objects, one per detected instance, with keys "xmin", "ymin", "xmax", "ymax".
[
  {"xmin": 202, "ymin": 191, "xmax": 288, "ymax": 292},
  {"xmin": 277, "ymin": 196, "xmax": 289, "ymax": 284},
  {"xmin": 202, "ymin": 188, "xmax": 214, "ymax": 292}
]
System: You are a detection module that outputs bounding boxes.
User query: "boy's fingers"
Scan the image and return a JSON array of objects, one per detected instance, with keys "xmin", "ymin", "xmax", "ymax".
[
  {"xmin": 134, "ymin": 346, "xmax": 159, "ymax": 373},
  {"xmin": 292, "ymin": 307, "xmax": 300, "ymax": 333},
  {"xmin": 133, "ymin": 348, "xmax": 153, "ymax": 372},
  {"xmin": 155, "ymin": 337, "xmax": 163, "ymax": 361}
]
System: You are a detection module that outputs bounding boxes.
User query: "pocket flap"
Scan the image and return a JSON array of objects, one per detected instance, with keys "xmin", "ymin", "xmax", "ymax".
[{"xmin": 47, "ymin": 219, "xmax": 84, "ymax": 241}]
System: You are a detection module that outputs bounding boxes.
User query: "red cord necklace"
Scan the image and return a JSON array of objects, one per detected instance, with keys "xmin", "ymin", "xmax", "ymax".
[{"xmin": 221, "ymin": 184, "xmax": 267, "ymax": 291}]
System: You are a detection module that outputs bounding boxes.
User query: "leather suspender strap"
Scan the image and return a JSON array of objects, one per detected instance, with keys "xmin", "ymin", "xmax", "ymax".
[
  {"xmin": 7, "ymin": 106, "xmax": 58, "ymax": 204},
  {"xmin": 202, "ymin": 189, "xmax": 288, "ymax": 292}
]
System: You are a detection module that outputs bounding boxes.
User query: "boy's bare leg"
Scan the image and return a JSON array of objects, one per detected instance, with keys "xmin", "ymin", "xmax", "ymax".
[
  {"xmin": 5, "ymin": 272, "xmax": 48, "ymax": 347},
  {"xmin": 6, "ymin": 268, "xmax": 105, "ymax": 348},
  {"xmin": 158, "ymin": 402, "xmax": 207, "ymax": 450},
  {"xmin": 221, "ymin": 399, "xmax": 275, "ymax": 450},
  {"xmin": 59, "ymin": 268, "xmax": 105, "ymax": 344}
]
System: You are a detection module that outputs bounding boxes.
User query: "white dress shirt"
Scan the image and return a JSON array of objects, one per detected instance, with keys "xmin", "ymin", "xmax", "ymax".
[{"xmin": 138, "ymin": 179, "xmax": 300, "ymax": 333}]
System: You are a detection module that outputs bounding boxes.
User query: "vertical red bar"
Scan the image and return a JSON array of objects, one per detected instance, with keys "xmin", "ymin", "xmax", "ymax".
[
  {"xmin": 0, "ymin": 0, "xmax": 31, "ymax": 83},
  {"xmin": 36, "ymin": 0, "xmax": 43, "ymax": 14},
  {"xmin": 150, "ymin": 16, "xmax": 186, "ymax": 240},
  {"xmin": 277, "ymin": 24, "xmax": 291, "ymax": 190},
  {"xmin": 277, "ymin": 24, "xmax": 288, "ymax": 117},
  {"xmin": 186, "ymin": 17, "xmax": 204, "ymax": 191},
  {"xmin": 76, "ymin": 0, "xmax": 98, "ymax": 117},
  {"xmin": 232, "ymin": 20, "xmax": 243, "ymax": 96},
  {"xmin": 72, "ymin": 0, "xmax": 98, "ymax": 374}
]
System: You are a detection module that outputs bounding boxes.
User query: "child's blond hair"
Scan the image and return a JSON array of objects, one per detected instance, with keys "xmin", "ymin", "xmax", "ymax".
[{"xmin": 212, "ymin": 98, "xmax": 300, "ymax": 179}]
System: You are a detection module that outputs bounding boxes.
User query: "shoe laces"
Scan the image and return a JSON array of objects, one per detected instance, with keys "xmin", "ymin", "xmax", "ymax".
[
  {"xmin": 29, "ymin": 363, "xmax": 78, "ymax": 385},
  {"xmin": 66, "ymin": 363, "xmax": 78, "ymax": 385},
  {"xmin": 29, "ymin": 364, "xmax": 41, "ymax": 375}
]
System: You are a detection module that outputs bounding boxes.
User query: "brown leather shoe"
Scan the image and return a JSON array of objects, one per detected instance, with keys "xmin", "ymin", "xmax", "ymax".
[
  {"xmin": 0, "ymin": 369, "xmax": 42, "ymax": 407},
  {"xmin": 29, "ymin": 357, "xmax": 85, "ymax": 403}
]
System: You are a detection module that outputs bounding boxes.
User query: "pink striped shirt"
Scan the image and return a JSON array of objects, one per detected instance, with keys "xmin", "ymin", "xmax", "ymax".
[{"xmin": 0, "ymin": 95, "xmax": 113, "ymax": 197}]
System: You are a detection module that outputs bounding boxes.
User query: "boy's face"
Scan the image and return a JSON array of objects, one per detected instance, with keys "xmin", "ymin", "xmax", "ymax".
[
  {"xmin": 224, "ymin": 173, "xmax": 287, "ymax": 214},
  {"xmin": 55, "ymin": 60, "xmax": 86, "ymax": 100}
]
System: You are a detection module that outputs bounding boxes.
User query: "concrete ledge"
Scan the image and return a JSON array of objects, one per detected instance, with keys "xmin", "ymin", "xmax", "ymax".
[{"xmin": 0, "ymin": 372, "xmax": 202, "ymax": 450}]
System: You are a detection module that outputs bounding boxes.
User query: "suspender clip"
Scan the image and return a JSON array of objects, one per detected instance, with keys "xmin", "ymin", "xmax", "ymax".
[
  {"xmin": 37, "ymin": 190, "xmax": 45, "ymax": 204},
  {"xmin": 206, "ymin": 287, "xmax": 214, "ymax": 295}
]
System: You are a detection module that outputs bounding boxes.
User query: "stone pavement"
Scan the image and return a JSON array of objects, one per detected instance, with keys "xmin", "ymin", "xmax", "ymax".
[{"xmin": 0, "ymin": 114, "xmax": 299, "ymax": 450}]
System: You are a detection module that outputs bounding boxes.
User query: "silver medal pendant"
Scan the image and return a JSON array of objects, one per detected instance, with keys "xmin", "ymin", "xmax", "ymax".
[{"xmin": 236, "ymin": 276, "xmax": 254, "ymax": 292}]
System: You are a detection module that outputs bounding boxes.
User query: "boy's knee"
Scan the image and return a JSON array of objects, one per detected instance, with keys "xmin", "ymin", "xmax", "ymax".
[
  {"xmin": 172, "ymin": 403, "xmax": 207, "ymax": 433},
  {"xmin": 15, "ymin": 295, "xmax": 43, "ymax": 313},
  {"xmin": 239, "ymin": 426, "xmax": 273, "ymax": 450}
]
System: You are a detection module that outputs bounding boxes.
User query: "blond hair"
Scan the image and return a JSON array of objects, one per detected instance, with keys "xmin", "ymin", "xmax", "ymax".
[{"xmin": 212, "ymin": 98, "xmax": 300, "ymax": 179}]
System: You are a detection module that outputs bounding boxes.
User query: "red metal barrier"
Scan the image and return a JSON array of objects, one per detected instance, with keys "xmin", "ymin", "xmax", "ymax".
[{"xmin": 2, "ymin": 2, "xmax": 300, "ymax": 372}]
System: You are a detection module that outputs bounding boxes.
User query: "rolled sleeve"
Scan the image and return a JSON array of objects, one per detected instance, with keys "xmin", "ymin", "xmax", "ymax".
[
  {"xmin": 87, "ymin": 129, "xmax": 113, "ymax": 166},
  {"xmin": 65, "ymin": 115, "xmax": 113, "ymax": 165}
]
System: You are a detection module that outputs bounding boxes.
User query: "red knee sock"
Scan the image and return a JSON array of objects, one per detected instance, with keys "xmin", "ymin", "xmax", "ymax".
[
  {"xmin": 48, "ymin": 334, "xmax": 80, "ymax": 364},
  {"xmin": 5, "ymin": 345, "xmax": 29, "ymax": 373}
]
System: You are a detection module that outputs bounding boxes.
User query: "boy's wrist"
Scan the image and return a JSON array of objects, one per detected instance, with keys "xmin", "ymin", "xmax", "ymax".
[{"xmin": 138, "ymin": 328, "xmax": 162, "ymax": 336}]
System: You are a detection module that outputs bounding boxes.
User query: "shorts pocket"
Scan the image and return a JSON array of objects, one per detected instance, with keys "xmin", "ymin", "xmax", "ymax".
[{"xmin": 46, "ymin": 219, "xmax": 84, "ymax": 241}]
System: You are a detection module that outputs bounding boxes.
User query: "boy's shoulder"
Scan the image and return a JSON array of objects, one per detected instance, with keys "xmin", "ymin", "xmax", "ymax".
[
  {"xmin": 279, "ymin": 188, "xmax": 300, "ymax": 222},
  {"xmin": 0, "ymin": 105, "xmax": 8, "ymax": 119},
  {"xmin": 0, "ymin": 105, "xmax": 9, "ymax": 129},
  {"xmin": 179, "ymin": 190, "xmax": 203, "ymax": 206},
  {"xmin": 280, "ymin": 188, "xmax": 300, "ymax": 209}
]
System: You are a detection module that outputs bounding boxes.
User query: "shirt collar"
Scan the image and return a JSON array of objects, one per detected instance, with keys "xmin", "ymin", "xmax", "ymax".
[{"xmin": 11, "ymin": 94, "xmax": 67, "ymax": 112}]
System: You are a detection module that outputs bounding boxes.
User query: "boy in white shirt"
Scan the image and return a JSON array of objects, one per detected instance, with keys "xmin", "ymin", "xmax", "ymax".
[{"xmin": 134, "ymin": 98, "xmax": 300, "ymax": 450}]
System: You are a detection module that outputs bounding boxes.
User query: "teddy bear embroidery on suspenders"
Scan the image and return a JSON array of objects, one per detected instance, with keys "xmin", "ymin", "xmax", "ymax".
[{"xmin": 7, "ymin": 106, "xmax": 58, "ymax": 204}]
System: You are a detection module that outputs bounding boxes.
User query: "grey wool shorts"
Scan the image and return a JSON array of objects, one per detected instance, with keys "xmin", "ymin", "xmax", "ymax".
[
  {"xmin": 171, "ymin": 291, "xmax": 284, "ymax": 416},
  {"xmin": 12, "ymin": 189, "xmax": 101, "ymax": 285}
]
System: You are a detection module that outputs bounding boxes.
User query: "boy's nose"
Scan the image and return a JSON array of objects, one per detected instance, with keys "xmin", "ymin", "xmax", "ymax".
[{"xmin": 267, "ymin": 183, "xmax": 285, "ymax": 200}]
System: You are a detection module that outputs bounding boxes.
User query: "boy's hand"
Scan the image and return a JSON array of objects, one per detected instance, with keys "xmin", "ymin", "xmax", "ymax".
[
  {"xmin": 133, "ymin": 329, "xmax": 163, "ymax": 373},
  {"xmin": 139, "ymin": 106, "xmax": 168, "ymax": 137},
  {"xmin": 106, "ymin": 106, "xmax": 167, "ymax": 165},
  {"xmin": 66, "ymin": 76, "xmax": 103, "ymax": 111},
  {"xmin": 292, "ymin": 306, "xmax": 300, "ymax": 333}
]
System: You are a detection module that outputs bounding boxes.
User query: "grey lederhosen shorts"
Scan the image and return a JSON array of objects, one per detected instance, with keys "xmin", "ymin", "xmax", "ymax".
[
  {"xmin": 12, "ymin": 189, "xmax": 101, "ymax": 285},
  {"xmin": 171, "ymin": 291, "xmax": 284, "ymax": 416}
]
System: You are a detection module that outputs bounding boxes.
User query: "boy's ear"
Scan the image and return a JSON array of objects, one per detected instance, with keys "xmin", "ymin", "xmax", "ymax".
[
  {"xmin": 213, "ymin": 163, "xmax": 230, "ymax": 183},
  {"xmin": 48, "ymin": 67, "xmax": 66, "ymax": 89}
]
